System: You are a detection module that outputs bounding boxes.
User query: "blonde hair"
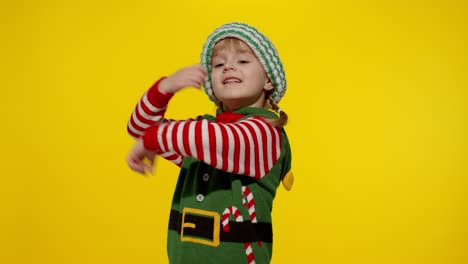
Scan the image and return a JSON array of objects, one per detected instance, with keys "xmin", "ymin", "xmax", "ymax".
[
  {"xmin": 212, "ymin": 38, "xmax": 288, "ymax": 127},
  {"xmin": 211, "ymin": 37, "xmax": 253, "ymax": 58}
]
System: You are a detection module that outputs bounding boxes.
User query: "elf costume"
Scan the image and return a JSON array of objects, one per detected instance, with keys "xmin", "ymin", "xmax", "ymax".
[{"xmin": 127, "ymin": 22, "xmax": 293, "ymax": 264}]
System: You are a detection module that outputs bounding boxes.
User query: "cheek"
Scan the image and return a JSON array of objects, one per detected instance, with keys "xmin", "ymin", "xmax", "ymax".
[
  {"xmin": 211, "ymin": 71, "xmax": 220, "ymax": 81},
  {"xmin": 211, "ymin": 74, "xmax": 221, "ymax": 90}
]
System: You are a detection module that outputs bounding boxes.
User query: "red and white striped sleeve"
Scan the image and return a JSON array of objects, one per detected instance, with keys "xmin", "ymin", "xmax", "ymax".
[
  {"xmin": 127, "ymin": 78, "xmax": 173, "ymax": 139},
  {"xmin": 142, "ymin": 117, "xmax": 282, "ymax": 179},
  {"xmin": 127, "ymin": 77, "xmax": 184, "ymax": 166}
]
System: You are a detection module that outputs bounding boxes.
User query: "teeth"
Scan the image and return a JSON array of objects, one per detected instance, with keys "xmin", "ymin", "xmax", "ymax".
[{"xmin": 224, "ymin": 78, "xmax": 241, "ymax": 84}]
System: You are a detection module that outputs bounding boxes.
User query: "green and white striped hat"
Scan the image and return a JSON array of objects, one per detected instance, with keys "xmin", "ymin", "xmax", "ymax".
[{"xmin": 200, "ymin": 22, "xmax": 286, "ymax": 104}]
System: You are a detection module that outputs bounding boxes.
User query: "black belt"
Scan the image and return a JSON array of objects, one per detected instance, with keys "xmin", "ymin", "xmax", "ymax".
[{"xmin": 169, "ymin": 209, "xmax": 272, "ymax": 246}]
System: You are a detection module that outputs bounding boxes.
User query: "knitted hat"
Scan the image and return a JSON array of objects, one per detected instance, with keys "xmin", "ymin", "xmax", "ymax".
[{"xmin": 200, "ymin": 22, "xmax": 286, "ymax": 105}]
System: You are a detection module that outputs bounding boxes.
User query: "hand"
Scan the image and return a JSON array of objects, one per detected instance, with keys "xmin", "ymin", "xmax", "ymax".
[
  {"xmin": 158, "ymin": 64, "xmax": 207, "ymax": 94},
  {"xmin": 127, "ymin": 140, "xmax": 157, "ymax": 175}
]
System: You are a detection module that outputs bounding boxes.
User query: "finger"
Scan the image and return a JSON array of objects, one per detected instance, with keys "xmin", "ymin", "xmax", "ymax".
[
  {"xmin": 127, "ymin": 141, "xmax": 152, "ymax": 175},
  {"xmin": 191, "ymin": 63, "xmax": 205, "ymax": 71},
  {"xmin": 187, "ymin": 64, "xmax": 207, "ymax": 78},
  {"xmin": 127, "ymin": 152, "xmax": 146, "ymax": 174},
  {"xmin": 182, "ymin": 77, "xmax": 201, "ymax": 88},
  {"xmin": 189, "ymin": 80, "xmax": 202, "ymax": 88},
  {"xmin": 197, "ymin": 73, "xmax": 207, "ymax": 85},
  {"xmin": 147, "ymin": 152, "xmax": 156, "ymax": 164},
  {"xmin": 145, "ymin": 163, "xmax": 154, "ymax": 175},
  {"xmin": 128, "ymin": 158, "xmax": 145, "ymax": 174},
  {"xmin": 190, "ymin": 72, "xmax": 207, "ymax": 88},
  {"xmin": 196, "ymin": 64, "xmax": 208, "ymax": 75}
]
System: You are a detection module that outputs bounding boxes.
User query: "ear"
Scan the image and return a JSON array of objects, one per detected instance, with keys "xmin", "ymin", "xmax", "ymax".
[{"xmin": 264, "ymin": 80, "xmax": 274, "ymax": 91}]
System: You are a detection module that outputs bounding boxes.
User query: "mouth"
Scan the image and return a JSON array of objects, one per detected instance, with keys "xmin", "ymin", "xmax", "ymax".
[{"xmin": 223, "ymin": 77, "xmax": 242, "ymax": 84}]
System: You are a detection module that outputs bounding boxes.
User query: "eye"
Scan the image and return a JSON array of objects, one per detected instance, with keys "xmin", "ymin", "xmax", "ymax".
[
  {"xmin": 238, "ymin": 60, "xmax": 249, "ymax": 64},
  {"xmin": 213, "ymin": 63, "xmax": 224, "ymax": 68}
]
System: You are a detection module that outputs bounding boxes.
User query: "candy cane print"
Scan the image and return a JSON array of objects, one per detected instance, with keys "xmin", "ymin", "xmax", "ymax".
[
  {"xmin": 222, "ymin": 206, "xmax": 256, "ymax": 264},
  {"xmin": 222, "ymin": 206, "xmax": 243, "ymax": 232},
  {"xmin": 242, "ymin": 186, "xmax": 261, "ymax": 247},
  {"xmin": 242, "ymin": 186, "xmax": 257, "ymax": 223}
]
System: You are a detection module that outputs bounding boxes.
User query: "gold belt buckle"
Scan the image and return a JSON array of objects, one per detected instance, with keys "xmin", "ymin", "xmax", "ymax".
[{"xmin": 181, "ymin": 208, "xmax": 220, "ymax": 247}]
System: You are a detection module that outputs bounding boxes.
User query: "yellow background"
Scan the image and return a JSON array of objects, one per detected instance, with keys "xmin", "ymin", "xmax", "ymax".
[{"xmin": 1, "ymin": 0, "xmax": 467, "ymax": 263}]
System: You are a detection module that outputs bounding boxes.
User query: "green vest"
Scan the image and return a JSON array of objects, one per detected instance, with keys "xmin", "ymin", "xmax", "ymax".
[{"xmin": 166, "ymin": 107, "xmax": 292, "ymax": 264}]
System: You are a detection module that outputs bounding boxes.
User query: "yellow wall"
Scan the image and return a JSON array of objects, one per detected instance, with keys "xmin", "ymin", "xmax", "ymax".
[{"xmin": 1, "ymin": 0, "xmax": 466, "ymax": 263}]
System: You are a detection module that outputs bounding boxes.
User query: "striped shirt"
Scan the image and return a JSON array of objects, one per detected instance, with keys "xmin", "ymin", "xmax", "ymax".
[{"xmin": 127, "ymin": 78, "xmax": 282, "ymax": 179}]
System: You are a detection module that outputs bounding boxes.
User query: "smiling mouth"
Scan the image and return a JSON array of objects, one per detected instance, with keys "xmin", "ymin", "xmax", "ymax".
[{"xmin": 223, "ymin": 78, "xmax": 241, "ymax": 84}]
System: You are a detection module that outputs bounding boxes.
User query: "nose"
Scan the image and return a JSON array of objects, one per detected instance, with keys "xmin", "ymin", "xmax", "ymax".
[{"xmin": 223, "ymin": 63, "xmax": 236, "ymax": 73}]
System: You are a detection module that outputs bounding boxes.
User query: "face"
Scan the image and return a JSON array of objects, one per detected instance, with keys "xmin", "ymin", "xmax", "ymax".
[{"xmin": 210, "ymin": 39, "xmax": 273, "ymax": 111}]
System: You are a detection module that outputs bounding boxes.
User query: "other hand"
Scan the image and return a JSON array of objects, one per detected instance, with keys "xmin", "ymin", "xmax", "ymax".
[
  {"xmin": 158, "ymin": 64, "xmax": 207, "ymax": 94},
  {"xmin": 127, "ymin": 140, "xmax": 157, "ymax": 175}
]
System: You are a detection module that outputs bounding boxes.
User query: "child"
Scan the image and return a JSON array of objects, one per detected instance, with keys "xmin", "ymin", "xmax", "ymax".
[{"xmin": 127, "ymin": 22, "xmax": 293, "ymax": 264}]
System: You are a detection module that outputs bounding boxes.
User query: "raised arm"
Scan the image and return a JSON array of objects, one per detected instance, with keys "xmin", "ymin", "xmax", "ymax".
[
  {"xmin": 127, "ymin": 64, "xmax": 207, "ymax": 168},
  {"xmin": 128, "ymin": 64, "xmax": 207, "ymax": 138},
  {"xmin": 127, "ymin": 78, "xmax": 173, "ymax": 139}
]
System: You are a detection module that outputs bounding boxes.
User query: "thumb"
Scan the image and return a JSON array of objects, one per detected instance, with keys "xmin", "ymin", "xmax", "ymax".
[{"xmin": 144, "ymin": 151, "xmax": 157, "ymax": 175}]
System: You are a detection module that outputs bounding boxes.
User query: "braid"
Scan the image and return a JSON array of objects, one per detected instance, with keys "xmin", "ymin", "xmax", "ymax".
[
  {"xmin": 269, "ymin": 97, "xmax": 279, "ymax": 112},
  {"xmin": 265, "ymin": 96, "xmax": 288, "ymax": 127}
]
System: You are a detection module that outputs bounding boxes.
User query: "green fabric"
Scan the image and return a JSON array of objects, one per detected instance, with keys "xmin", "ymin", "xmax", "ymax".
[
  {"xmin": 166, "ymin": 107, "xmax": 292, "ymax": 264},
  {"xmin": 200, "ymin": 22, "xmax": 287, "ymax": 105}
]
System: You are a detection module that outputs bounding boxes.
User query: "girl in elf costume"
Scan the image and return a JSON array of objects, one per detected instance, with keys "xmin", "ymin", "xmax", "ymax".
[{"xmin": 127, "ymin": 22, "xmax": 293, "ymax": 264}]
